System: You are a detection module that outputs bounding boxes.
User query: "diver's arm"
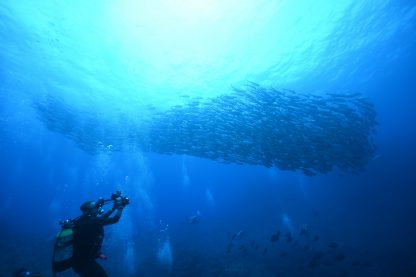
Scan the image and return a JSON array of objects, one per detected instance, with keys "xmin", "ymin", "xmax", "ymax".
[
  {"xmin": 101, "ymin": 198, "xmax": 122, "ymax": 219},
  {"xmin": 101, "ymin": 207, "xmax": 115, "ymax": 218},
  {"xmin": 101, "ymin": 207, "xmax": 123, "ymax": 225}
]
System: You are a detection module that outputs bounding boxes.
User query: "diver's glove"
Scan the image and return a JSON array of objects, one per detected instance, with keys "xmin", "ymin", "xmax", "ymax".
[
  {"xmin": 111, "ymin": 191, "xmax": 130, "ymax": 210},
  {"xmin": 113, "ymin": 198, "xmax": 125, "ymax": 210}
]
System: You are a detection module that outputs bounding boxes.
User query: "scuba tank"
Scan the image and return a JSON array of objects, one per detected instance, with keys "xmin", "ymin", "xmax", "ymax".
[{"xmin": 52, "ymin": 219, "xmax": 76, "ymax": 275}]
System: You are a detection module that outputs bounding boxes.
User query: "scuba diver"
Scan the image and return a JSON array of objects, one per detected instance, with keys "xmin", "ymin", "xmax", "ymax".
[{"xmin": 52, "ymin": 191, "xmax": 129, "ymax": 277}]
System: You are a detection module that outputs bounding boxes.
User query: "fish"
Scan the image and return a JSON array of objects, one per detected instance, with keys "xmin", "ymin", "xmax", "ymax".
[
  {"xmin": 226, "ymin": 242, "xmax": 233, "ymax": 254},
  {"xmin": 231, "ymin": 230, "xmax": 246, "ymax": 241},
  {"xmin": 285, "ymin": 232, "xmax": 293, "ymax": 243},
  {"xmin": 36, "ymin": 84, "xmax": 377, "ymax": 177},
  {"xmin": 239, "ymin": 244, "xmax": 248, "ymax": 255},
  {"xmin": 187, "ymin": 211, "xmax": 201, "ymax": 224},
  {"xmin": 335, "ymin": 252, "xmax": 345, "ymax": 262},
  {"xmin": 270, "ymin": 230, "xmax": 281, "ymax": 242},
  {"xmin": 299, "ymin": 226, "xmax": 309, "ymax": 236}
]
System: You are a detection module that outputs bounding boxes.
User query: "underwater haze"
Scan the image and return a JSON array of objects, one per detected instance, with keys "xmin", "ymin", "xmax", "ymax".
[{"xmin": 1, "ymin": 0, "xmax": 416, "ymax": 276}]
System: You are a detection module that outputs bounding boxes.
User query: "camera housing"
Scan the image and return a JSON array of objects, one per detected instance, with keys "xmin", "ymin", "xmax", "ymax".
[{"xmin": 111, "ymin": 191, "xmax": 130, "ymax": 207}]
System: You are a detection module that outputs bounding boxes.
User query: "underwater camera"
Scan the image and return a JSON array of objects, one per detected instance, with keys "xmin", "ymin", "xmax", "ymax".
[{"xmin": 111, "ymin": 190, "xmax": 130, "ymax": 207}]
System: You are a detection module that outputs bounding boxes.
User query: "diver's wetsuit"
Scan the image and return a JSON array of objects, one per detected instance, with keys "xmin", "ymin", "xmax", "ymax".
[{"xmin": 72, "ymin": 208, "xmax": 123, "ymax": 277}]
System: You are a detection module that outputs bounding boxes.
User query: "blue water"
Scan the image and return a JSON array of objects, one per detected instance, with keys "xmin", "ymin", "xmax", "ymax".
[{"xmin": 1, "ymin": 0, "xmax": 416, "ymax": 276}]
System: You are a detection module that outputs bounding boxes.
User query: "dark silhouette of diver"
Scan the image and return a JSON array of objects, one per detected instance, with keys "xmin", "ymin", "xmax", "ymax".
[{"xmin": 71, "ymin": 192, "xmax": 129, "ymax": 277}]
